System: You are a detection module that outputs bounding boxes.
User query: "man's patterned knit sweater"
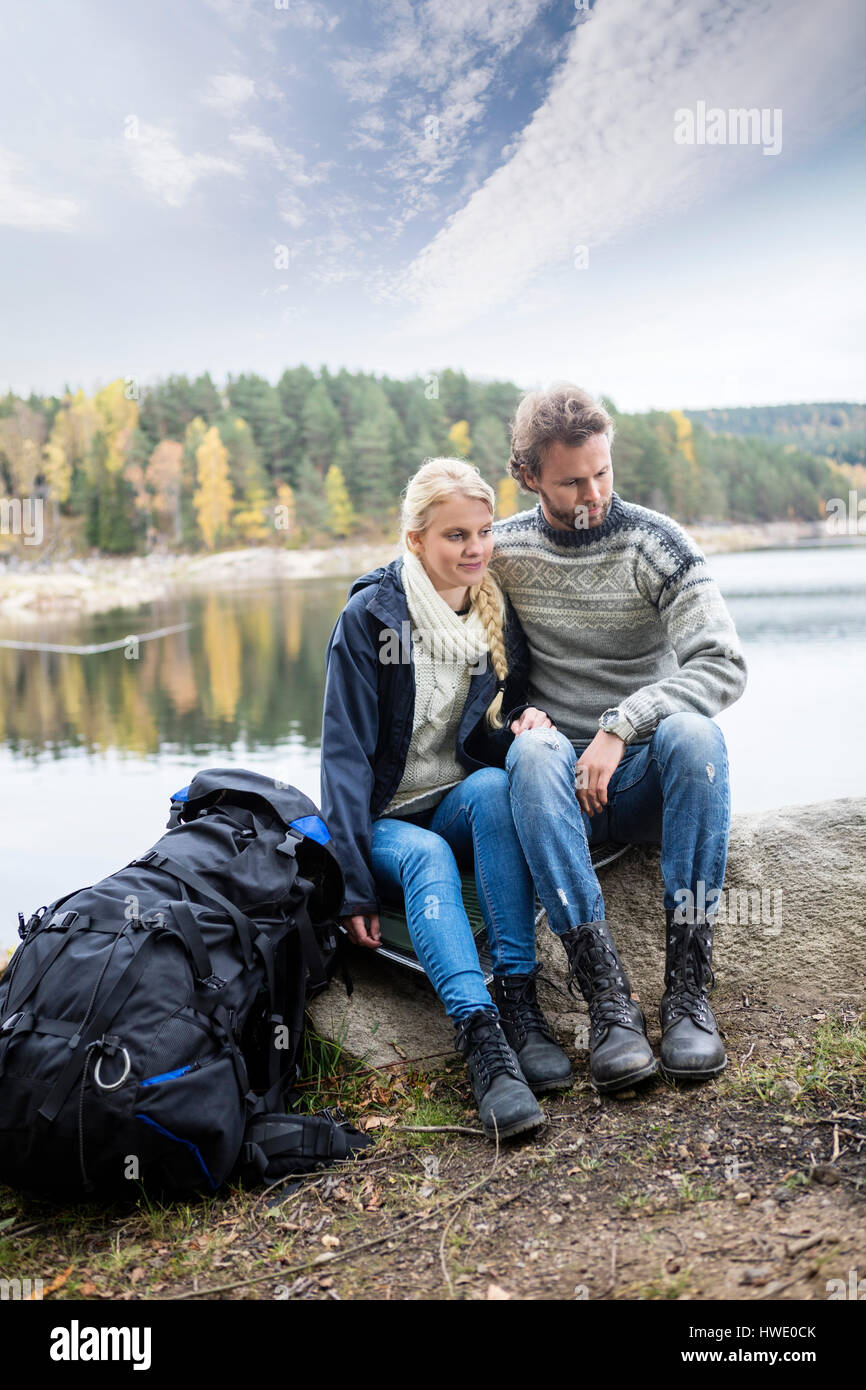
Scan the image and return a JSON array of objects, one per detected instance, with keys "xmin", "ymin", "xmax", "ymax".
[{"xmin": 490, "ymin": 493, "xmax": 747, "ymax": 745}]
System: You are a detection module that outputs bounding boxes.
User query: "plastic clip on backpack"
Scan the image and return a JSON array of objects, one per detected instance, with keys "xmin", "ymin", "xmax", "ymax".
[{"xmin": 0, "ymin": 768, "xmax": 372, "ymax": 1200}]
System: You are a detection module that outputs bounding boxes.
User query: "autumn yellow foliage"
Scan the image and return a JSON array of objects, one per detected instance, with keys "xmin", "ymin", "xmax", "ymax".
[{"xmin": 193, "ymin": 426, "xmax": 234, "ymax": 549}]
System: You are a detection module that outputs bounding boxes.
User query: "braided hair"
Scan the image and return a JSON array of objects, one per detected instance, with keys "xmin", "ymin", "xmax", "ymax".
[{"xmin": 469, "ymin": 571, "xmax": 507, "ymax": 729}]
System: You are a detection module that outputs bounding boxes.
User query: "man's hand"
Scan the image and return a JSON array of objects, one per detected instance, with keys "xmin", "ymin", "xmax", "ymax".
[
  {"xmin": 510, "ymin": 706, "xmax": 555, "ymax": 736},
  {"xmin": 576, "ymin": 731, "xmax": 626, "ymax": 817},
  {"xmin": 341, "ymin": 913, "xmax": 381, "ymax": 948}
]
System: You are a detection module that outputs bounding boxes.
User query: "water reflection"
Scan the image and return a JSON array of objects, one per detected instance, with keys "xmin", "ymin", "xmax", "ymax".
[{"xmin": 0, "ymin": 581, "xmax": 347, "ymax": 758}]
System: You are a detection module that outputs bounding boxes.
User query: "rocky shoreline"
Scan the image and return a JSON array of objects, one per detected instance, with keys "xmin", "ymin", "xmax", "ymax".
[{"xmin": 0, "ymin": 519, "xmax": 829, "ymax": 625}]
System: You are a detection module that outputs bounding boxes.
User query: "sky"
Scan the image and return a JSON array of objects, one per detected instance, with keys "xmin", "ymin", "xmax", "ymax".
[{"xmin": 0, "ymin": 0, "xmax": 864, "ymax": 411}]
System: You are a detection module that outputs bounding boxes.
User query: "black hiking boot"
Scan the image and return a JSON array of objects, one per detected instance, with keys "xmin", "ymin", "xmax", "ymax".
[
  {"xmin": 659, "ymin": 910, "xmax": 726, "ymax": 1080},
  {"xmin": 454, "ymin": 1008, "xmax": 546, "ymax": 1141},
  {"xmin": 560, "ymin": 921, "xmax": 658, "ymax": 1094},
  {"xmin": 492, "ymin": 966, "xmax": 573, "ymax": 1094}
]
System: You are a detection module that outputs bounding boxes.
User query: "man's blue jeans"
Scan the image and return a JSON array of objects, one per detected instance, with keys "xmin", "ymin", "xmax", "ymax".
[
  {"xmin": 505, "ymin": 712, "xmax": 731, "ymax": 932},
  {"xmin": 371, "ymin": 768, "xmax": 538, "ymax": 1021}
]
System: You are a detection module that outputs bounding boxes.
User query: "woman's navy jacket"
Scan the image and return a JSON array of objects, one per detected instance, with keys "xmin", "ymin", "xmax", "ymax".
[{"xmin": 320, "ymin": 557, "xmax": 531, "ymax": 917}]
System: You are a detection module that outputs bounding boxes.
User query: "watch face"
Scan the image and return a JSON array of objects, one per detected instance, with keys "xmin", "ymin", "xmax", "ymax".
[{"xmin": 601, "ymin": 709, "xmax": 620, "ymax": 729}]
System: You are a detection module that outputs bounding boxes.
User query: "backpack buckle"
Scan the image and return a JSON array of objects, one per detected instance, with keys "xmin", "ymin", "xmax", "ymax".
[
  {"xmin": 1, "ymin": 1011, "xmax": 23, "ymax": 1033},
  {"xmin": 197, "ymin": 974, "xmax": 227, "ymax": 994},
  {"xmin": 46, "ymin": 910, "xmax": 78, "ymax": 932}
]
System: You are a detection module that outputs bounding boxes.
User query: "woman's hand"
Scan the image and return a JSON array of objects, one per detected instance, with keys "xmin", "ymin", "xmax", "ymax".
[
  {"xmin": 341, "ymin": 913, "xmax": 381, "ymax": 948},
  {"xmin": 575, "ymin": 731, "xmax": 626, "ymax": 817},
  {"xmin": 510, "ymin": 706, "xmax": 555, "ymax": 736}
]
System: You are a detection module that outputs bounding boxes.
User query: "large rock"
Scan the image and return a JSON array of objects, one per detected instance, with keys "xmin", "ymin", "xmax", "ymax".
[{"xmin": 308, "ymin": 798, "xmax": 866, "ymax": 1069}]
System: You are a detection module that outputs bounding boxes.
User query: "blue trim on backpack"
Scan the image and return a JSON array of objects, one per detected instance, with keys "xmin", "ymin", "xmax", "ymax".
[
  {"xmin": 134, "ymin": 1113, "xmax": 218, "ymax": 1190},
  {"xmin": 170, "ymin": 785, "xmax": 191, "ymax": 803},
  {"xmin": 140, "ymin": 1064, "xmax": 194, "ymax": 1086},
  {"xmin": 289, "ymin": 814, "xmax": 331, "ymax": 845}
]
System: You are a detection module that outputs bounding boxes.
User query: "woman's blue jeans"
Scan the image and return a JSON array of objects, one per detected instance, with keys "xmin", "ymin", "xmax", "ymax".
[
  {"xmin": 505, "ymin": 712, "xmax": 731, "ymax": 930},
  {"xmin": 371, "ymin": 767, "xmax": 538, "ymax": 1022}
]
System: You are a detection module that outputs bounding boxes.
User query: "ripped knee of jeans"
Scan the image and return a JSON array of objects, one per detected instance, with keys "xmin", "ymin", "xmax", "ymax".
[{"xmin": 522, "ymin": 726, "xmax": 561, "ymax": 751}]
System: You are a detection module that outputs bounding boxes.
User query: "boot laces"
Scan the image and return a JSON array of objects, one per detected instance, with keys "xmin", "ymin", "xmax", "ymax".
[
  {"xmin": 566, "ymin": 934, "xmax": 635, "ymax": 1036},
  {"xmin": 496, "ymin": 968, "xmax": 557, "ymax": 1045},
  {"xmin": 456, "ymin": 1010, "xmax": 522, "ymax": 1086},
  {"xmin": 666, "ymin": 921, "xmax": 716, "ymax": 1025}
]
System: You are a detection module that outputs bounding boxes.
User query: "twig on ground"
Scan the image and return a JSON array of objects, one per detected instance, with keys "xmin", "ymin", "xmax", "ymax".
[
  {"xmin": 393, "ymin": 1124, "xmax": 484, "ymax": 1136},
  {"xmin": 659, "ymin": 1226, "xmax": 686, "ymax": 1255}
]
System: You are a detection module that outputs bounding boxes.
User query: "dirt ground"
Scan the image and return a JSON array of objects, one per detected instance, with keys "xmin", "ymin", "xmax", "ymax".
[
  {"xmin": 2, "ymin": 993, "xmax": 862, "ymax": 1303},
  {"xmin": 248, "ymin": 999, "xmax": 865, "ymax": 1304}
]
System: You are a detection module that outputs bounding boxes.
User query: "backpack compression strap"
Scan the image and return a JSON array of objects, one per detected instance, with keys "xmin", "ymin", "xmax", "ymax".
[{"xmin": 131, "ymin": 852, "xmax": 257, "ymax": 970}]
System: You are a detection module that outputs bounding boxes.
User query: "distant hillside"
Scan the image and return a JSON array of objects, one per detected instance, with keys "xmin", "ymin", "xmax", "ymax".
[{"xmin": 685, "ymin": 403, "xmax": 866, "ymax": 468}]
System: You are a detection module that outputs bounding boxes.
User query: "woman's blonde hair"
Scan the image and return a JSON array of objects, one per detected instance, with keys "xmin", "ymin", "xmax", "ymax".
[{"xmin": 401, "ymin": 457, "xmax": 507, "ymax": 729}]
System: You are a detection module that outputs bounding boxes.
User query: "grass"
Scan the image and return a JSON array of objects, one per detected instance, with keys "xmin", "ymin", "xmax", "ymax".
[
  {"xmin": 631, "ymin": 1270, "xmax": 692, "ymax": 1301},
  {"xmin": 615, "ymin": 1191, "xmax": 652, "ymax": 1212},
  {"xmin": 295, "ymin": 1020, "xmax": 379, "ymax": 1114},
  {"xmin": 733, "ymin": 1013, "xmax": 866, "ymax": 1109},
  {"xmin": 675, "ymin": 1175, "xmax": 719, "ymax": 1204}
]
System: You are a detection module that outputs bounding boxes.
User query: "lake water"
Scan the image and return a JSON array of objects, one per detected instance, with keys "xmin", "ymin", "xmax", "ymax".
[{"xmin": 1, "ymin": 542, "xmax": 864, "ymax": 951}]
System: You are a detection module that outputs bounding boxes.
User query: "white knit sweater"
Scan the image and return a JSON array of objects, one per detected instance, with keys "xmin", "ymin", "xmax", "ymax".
[{"xmin": 381, "ymin": 552, "xmax": 488, "ymax": 817}]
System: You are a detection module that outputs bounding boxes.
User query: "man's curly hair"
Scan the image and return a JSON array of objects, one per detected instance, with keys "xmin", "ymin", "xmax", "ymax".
[{"xmin": 508, "ymin": 385, "xmax": 614, "ymax": 489}]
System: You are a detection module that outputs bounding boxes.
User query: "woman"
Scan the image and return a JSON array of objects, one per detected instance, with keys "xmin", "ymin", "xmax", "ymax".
[{"xmin": 320, "ymin": 458, "xmax": 573, "ymax": 1140}]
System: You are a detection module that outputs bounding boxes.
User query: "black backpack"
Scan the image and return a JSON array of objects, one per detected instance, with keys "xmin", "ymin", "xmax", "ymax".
[{"xmin": 0, "ymin": 768, "xmax": 370, "ymax": 1200}]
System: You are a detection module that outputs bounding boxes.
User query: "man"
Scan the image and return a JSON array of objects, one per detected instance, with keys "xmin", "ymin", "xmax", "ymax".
[{"xmin": 489, "ymin": 384, "xmax": 747, "ymax": 1093}]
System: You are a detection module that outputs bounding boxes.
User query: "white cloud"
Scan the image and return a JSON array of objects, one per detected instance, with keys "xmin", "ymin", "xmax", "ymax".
[
  {"xmin": 275, "ymin": 0, "xmax": 340, "ymax": 33},
  {"xmin": 230, "ymin": 125, "xmax": 283, "ymax": 162},
  {"xmin": 0, "ymin": 148, "xmax": 79, "ymax": 230},
  {"xmin": 201, "ymin": 72, "xmax": 257, "ymax": 115},
  {"xmin": 278, "ymin": 190, "xmax": 307, "ymax": 227},
  {"xmin": 348, "ymin": 110, "xmax": 387, "ymax": 152},
  {"xmin": 125, "ymin": 123, "xmax": 242, "ymax": 206},
  {"xmin": 397, "ymin": 0, "xmax": 866, "ymax": 330}
]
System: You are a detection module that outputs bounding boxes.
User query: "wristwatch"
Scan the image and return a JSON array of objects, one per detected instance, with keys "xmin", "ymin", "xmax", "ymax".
[{"xmin": 598, "ymin": 707, "xmax": 636, "ymax": 743}]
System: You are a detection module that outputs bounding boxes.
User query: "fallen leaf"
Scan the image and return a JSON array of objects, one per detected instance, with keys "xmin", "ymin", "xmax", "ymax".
[
  {"xmin": 130, "ymin": 1267, "xmax": 146, "ymax": 1285},
  {"xmin": 487, "ymin": 1283, "xmax": 512, "ymax": 1300},
  {"xmin": 41, "ymin": 1266, "xmax": 74, "ymax": 1296},
  {"xmin": 79, "ymin": 1282, "xmax": 97, "ymax": 1296},
  {"xmin": 321, "ymin": 1235, "xmax": 340, "ymax": 1249}
]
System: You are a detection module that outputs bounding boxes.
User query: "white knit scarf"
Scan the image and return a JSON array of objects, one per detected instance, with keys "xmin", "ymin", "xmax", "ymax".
[{"xmin": 400, "ymin": 549, "xmax": 490, "ymax": 728}]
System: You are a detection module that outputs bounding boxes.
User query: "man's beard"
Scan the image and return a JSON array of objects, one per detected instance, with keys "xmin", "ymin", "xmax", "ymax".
[
  {"xmin": 541, "ymin": 494, "xmax": 611, "ymax": 530},
  {"xmin": 539, "ymin": 489, "xmax": 614, "ymax": 530},
  {"xmin": 575, "ymin": 496, "xmax": 611, "ymax": 529}
]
